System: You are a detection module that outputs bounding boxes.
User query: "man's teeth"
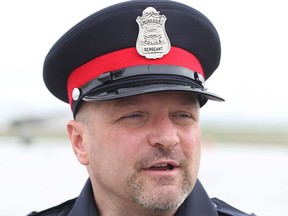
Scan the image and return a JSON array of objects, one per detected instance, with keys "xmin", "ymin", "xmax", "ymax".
[
  {"xmin": 151, "ymin": 164, "xmax": 174, "ymax": 170},
  {"xmin": 154, "ymin": 164, "xmax": 168, "ymax": 167}
]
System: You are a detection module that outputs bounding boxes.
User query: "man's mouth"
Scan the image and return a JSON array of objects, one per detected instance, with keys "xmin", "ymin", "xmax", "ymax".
[
  {"xmin": 144, "ymin": 162, "xmax": 179, "ymax": 171},
  {"xmin": 149, "ymin": 163, "xmax": 174, "ymax": 171}
]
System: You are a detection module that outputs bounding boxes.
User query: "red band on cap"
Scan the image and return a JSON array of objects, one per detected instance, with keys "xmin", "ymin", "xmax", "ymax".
[{"xmin": 67, "ymin": 46, "xmax": 203, "ymax": 105}]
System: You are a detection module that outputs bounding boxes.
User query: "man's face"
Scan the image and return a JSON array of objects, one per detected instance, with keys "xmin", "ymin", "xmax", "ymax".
[{"xmin": 70, "ymin": 91, "xmax": 201, "ymax": 213}]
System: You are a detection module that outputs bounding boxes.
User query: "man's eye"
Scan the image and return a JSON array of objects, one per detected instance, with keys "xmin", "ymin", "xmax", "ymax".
[
  {"xmin": 122, "ymin": 113, "xmax": 142, "ymax": 119},
  {"xmin": 173, "ymin": 112, "xmax": 192, "ymax": 119},
  {"xmin": 118, "ymin": 112, "xmax": 146, "ymax": 126},
  {"xmin": 176, "ymin": 113, "xmax": 192, "ymax": 118},
  {"xmin": 171, "ymin": 112, "xmax": 195, "ymax": 125}
]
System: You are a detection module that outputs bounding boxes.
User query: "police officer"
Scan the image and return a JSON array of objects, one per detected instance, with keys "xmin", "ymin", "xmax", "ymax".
[{"xmin": 28, "ymin": 0, "xmax": 256, "ymax": 215}]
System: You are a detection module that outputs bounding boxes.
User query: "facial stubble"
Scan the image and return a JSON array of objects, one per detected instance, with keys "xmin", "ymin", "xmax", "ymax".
[{"xmin": 125, "ymin": 148, "xmax": 194, "ymax": 212}]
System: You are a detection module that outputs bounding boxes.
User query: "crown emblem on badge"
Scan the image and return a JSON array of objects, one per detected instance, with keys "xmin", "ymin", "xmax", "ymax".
[{"xmin": 136, "ymin": 7, "xmax": 171, "ymax": 59}]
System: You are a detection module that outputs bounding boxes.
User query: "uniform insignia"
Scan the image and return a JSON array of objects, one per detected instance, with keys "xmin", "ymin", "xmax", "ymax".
[{"xmin": 136, "ymin": 7, "xmax": 171, "ymax": 59}]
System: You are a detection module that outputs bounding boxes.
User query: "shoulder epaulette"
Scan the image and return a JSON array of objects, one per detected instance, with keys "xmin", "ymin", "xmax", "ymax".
[
  {"xmin": 26, "ymin": 197, "xmax": 77, "ymax": 216},
  {"xmin": 211, "ymin": 198, "xmax": 257, "ymax": 216}
]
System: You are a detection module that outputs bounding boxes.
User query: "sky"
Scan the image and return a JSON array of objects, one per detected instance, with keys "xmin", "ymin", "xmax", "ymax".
[{"xmin": 1, "ymin": 0, "xmax": 288, "ymax": 126}]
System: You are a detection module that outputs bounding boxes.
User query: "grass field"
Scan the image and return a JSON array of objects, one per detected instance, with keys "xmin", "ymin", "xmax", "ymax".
[{"xmin": 202, "ymin": 123, "xmax": 288, "ymax": 145}]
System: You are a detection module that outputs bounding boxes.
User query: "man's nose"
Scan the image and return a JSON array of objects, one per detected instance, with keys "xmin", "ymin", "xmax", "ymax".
[{"xmin": 147, "ymin": 115, "xmax": 180, "ymax": 148}]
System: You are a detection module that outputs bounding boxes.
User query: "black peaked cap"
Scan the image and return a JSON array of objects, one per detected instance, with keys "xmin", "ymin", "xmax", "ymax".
[{"xmin": 43, "ymin": 0, "xmax": 221, "ymax": 107}]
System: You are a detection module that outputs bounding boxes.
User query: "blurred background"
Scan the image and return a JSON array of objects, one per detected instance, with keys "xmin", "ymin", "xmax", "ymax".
[{"xmin": 0, "ymin": 0, "xmax": 287, "ymax": 215}]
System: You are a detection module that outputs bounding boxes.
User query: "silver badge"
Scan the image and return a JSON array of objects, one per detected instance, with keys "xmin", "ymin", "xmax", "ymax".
[{"xmin": 136, "ymin": 7, "xmax": 171, "ymax": 59}]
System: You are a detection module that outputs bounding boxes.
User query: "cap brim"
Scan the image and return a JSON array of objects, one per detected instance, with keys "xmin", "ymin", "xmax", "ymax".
[{"xmin": 83, "ymin": 83, "xmax": 224, "ymax": 104}]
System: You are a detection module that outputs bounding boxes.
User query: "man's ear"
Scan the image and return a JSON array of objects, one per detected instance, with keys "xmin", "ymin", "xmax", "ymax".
[{"xmin": 67, "ymin": 120, "xmax": 89, "ymax": 165}]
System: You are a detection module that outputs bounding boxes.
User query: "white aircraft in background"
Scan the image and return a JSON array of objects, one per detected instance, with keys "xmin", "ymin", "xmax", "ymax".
[{"xmin": 0, "ymin": 103, "xmax": 70, "ymax": 144}]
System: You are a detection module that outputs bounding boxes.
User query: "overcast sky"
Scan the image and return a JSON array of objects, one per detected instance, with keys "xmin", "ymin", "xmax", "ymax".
[{"xmin": 1, "ymin": 0, "xmax": 287, "ymax": 126}]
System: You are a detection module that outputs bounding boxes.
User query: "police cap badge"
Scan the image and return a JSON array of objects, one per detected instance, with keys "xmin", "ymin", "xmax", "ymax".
[{"xmin": 136, "ymin": 7, "xmax": 171, "ymax": 59}]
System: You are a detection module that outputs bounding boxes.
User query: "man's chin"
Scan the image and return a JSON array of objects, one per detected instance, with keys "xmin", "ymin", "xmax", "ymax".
[
  {"xmin": 128, "ymin": 179, "xmax": 191, "ymax": 212},
  {"xmin": 126, "ymin": 168, "xmax": 193, "ymax": 212},
  {"xmin": 132, "ymin": 186, "xmax": 188, "ymax": 212}
]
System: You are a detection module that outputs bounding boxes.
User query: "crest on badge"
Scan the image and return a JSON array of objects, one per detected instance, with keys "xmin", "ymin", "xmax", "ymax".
[{"xmin": 136, "ymin": 7, "xmax": 171, "ymax": 59}]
